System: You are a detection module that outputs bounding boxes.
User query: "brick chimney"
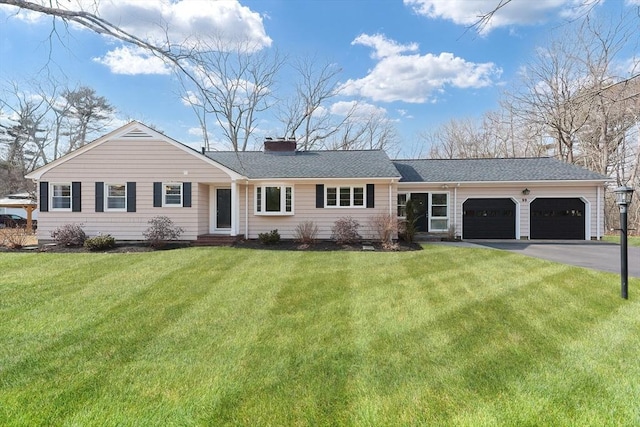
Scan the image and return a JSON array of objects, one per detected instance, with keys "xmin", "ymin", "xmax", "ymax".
[{"xmin": 264, "ymin": 137, "xmax": 297, "ymax": 153}]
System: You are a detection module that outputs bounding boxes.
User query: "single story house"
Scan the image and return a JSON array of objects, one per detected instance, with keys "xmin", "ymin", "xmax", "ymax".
[{"xmin": 25, "ymin": 121, "xmax": 609, "ymax": 242}]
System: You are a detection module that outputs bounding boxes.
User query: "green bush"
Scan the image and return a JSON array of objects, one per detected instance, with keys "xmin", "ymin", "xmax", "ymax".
[
  {"xmin": 84, "ymin": 234, "xmax": 116, "ymax": 251},
  {"xmin": 258, "ymin": 229, "xmax": 280, "ymax": 245}
]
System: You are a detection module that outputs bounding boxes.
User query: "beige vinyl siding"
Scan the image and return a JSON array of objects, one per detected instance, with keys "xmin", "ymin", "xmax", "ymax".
[
  {"xmin": 398, "ymin": 183, "xmax": 604, "ymax": 240},
  {"xmin": 38, "ymin": 138, "xmax": 231, "ymax": 241},
  {"xmin": 197, "ymin": 183, "xmax": 210, "ymax": 235},
  {"xmin": 242, "ymin": 181, "xmax": 396, "ymax": 240}
]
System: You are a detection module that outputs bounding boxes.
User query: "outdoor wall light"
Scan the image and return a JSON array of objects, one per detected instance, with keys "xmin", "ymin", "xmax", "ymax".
[
  {"xmin": 522, "ymin": 188, "xmax": 530, "ymax": 195},
  {"xmin": 614, "ymin": 185, "xmax": 635, "ymax": 299}
]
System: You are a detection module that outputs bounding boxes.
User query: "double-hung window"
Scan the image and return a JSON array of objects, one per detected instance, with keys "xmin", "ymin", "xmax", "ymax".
[
  {"xmin": 256, "ymin": 185, "xmax": 293, "ymax": 215},
  {"xmin": 51, "ymin": 184, "xmax": 72, "ymax": 210},
  {"xmin": 326, "ymin": 186, "xmax": 364, "ymax": 208},
  {"xmin": 164, "ymin": 183, "xmax": 183, "ymax": 207},
  {"xmin": 105, "ymin": 184, "xmax": 126, "ymax": 211},
  {"xmin": 429, "ymin": 193, "xmax": 449, "ymax": 231}
]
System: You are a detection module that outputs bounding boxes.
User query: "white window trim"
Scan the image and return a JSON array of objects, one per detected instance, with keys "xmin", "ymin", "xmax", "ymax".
[
  {"xmin": 255, "ymin": 184, "xmax": 294, "ymax": 216},
  {"xmin": 163, "ymin": 182, "xmax": 183, "ymax": 207},
  {"xmin": 50, "ymin": 183, "xmax": 72, "ymax": 211},
  {"xmin": 105, "ymin": 183, "xmax": 127, "ymax": 212},
  {"xmin": 325, "ymin": 185, "xmax": 365, "ymax": 208},
  {"xmin": 429, "ymin": 192, "xmax": 449, "ymax": 232}
]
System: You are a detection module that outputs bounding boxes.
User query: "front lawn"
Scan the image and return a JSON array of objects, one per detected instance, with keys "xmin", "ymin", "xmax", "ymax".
[
  {"xmin": 1, "ymin": 246, "xmax": 639, "ymax": 426},
  {"xmin": 602, "ymin": 234, "xmax": 640, "ymax": 247}
]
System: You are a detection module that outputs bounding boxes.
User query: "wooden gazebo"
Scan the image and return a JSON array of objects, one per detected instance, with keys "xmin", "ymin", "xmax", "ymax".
[{"xmin": 0, "ymin": 192, "xmax": 37, "ymax": 232}]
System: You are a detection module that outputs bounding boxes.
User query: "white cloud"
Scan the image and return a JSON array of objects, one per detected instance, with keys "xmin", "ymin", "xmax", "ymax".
[
  {"xmin": 403, "ymin": 0, "xmax": 603, "ymax": 34},
  {"xmin": 330, "ymin": 101, "xmax": 387, "ymax": 118},
  {"xmin": 351, "ymin": 34, "xmax": 419, "ymax": 59},
  {"xmin": 93, "ymin": 46, "xmax": 171, "ymax": 75},
  {"xmin": 2, "ymin": 0, "xmax": 271, "ymax": 75},
  {"xmin": 341, "ymin": 34, "xmax": 501, "ymax": 103}
]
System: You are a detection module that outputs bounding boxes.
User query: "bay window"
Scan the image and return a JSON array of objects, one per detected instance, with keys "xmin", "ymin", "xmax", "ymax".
[{"xmin": 256, "ymin": 185, "xmax": 293, "ymax": 215}]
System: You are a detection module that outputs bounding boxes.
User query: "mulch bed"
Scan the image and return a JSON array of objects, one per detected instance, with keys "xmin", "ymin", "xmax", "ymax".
[
  {"xmin": 232, "ymin": 239, "xmax": 422, "ymax": 252},
  {"xmin": 2, "ymin": 240, "xmax": 422, "ymax": 253}
]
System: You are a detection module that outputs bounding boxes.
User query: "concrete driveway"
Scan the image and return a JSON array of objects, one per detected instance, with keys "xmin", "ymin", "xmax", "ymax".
[{"xmin": 467, "ymin": 240, "xmax": 640, "ymax": 278}]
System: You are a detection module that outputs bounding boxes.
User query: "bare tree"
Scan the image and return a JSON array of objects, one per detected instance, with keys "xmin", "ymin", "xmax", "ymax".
[
  {"xmin": 326, "ymin": 111, "xmax": 399, "ymax": 152},
  {"xmin": 0, "ymin": 85, "xmax": 49, "ymax": 193},
  {"xmin": 277, "ymin": 57, "xmax": 346, "ymax": 150},
  {"xmin": 178, "ymin": 38, "xmax": 284, "ymax": 151}
]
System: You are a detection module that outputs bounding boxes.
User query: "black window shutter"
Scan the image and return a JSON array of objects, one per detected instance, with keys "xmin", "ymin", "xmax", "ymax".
[
  {"xmin": 95, "ymin": 182, "xmax": 104, "ymax": 212},
  {"xmin": 366, "ymin": 184, "xmax": 375, "ymax": 208},
  {"xmin": 316, "ymin": 184, "xmax": 324, "ymax": 208},
  {"xmin": 127, "ymin": 182, "xmax": 136, "ymax": 212},
  {"xmin": 40, "ymin": 181, "xmax": 49, "ymax": 212},
  {"xmin": 183, "ymin": 182, "xmax": 192, "ymax": 207},
  {"xmin": 72, "ymin": 182, "xmax": 82, "ymax": 212},
  {"xmin": 153, "ymin": 182, "xmax": 162, "ymax": 207}
]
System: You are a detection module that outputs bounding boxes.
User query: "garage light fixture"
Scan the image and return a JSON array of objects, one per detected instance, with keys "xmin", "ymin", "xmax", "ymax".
[
  {"xmin": 522, "ymin": 188, "xmax": 530, "ymax": 195},
  {"xmin": 614, "ymin": 185, "xmax": 634, "ymax": 299}
]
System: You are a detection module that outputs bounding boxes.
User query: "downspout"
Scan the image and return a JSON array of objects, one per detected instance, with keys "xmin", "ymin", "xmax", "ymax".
[{"xmin": 597, "ymin": 185, "xmax": 602, "ymax": 240}]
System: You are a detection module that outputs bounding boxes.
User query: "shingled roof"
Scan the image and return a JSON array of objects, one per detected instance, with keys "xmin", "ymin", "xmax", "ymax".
[
  {"xmin": 206, "ymin": 150, "xmax": 401, "ymax": 179},
  {"xmin": 392, "ymin": 157, "xmax": 608, "ymax": 183}
]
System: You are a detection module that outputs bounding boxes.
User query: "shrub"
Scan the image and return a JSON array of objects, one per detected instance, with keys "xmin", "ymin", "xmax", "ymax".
[
  {"xmin": 331, "ymin": 216, "xmax": 361, "ymax": 244},
  {"xmin": 398, "ymin": 199, "xmax": 418, "ymax": 243},
  {"xmin": 143, "ymin": 216, "xmax": 184, "ymax": 248},
  {"xmin": 294, "ymin": 221, "xmax": 319, "ymax": 244},
  {"xmin": 84, "ymin": 234, "xmax": 117, "ymax": 251},
  {"xmin": 369, "ymin": 213, "xmax": 397, "ymax": 245},
  {"xmin": 0, "ymin": 227, "xmax": 32, "ymax": 249},
  {"xmin": 51, "ymin": 223, "xmax": 86, "ymax": 246},
  {"xmin": 258, "ymin": 229, "xmax": 280, "ymax": 245}
]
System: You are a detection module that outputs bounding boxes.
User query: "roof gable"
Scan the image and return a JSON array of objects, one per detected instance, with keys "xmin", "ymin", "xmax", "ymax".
[{"xmin": 25, "ymin": 121, "xmax": 244, "ymax": 180}]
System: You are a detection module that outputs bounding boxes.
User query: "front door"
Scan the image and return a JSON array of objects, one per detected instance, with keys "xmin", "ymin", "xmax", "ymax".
[
  {"xmin": 216, "ymin": 188, "xmax": 232, "ymax": 229},
  {"xmin": 410, "ymin": 193, "xmax": 428, "ymax": 232}
]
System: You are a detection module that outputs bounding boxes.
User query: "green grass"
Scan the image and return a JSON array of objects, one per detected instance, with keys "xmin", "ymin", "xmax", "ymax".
[
  {"xmin": 2, "ymin": 246, "xmax": 640, "ymax": 426},
  {"xmin": 602, "ymin": 234, "xmax": 640, "ymax": 246}
]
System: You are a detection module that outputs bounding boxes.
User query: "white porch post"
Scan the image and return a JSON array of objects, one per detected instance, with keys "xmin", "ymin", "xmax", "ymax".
[{"xmin": 231, "ymin": 180, "xmax": 239, "ymax": 236}]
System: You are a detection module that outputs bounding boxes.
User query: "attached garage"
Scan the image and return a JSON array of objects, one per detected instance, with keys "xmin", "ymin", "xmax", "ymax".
[
  {"xmin": 463, "ymin": 198, "xmax": 516, "ymax": 239},
  {"xmin": 530, "ymin": 198, "xmax": 585, "ymax": 240}
]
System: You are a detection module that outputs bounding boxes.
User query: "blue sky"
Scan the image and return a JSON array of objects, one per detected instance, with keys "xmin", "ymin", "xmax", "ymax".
[{"xmin": 1, "ymin": 0, "xmax": 638, "ymax": 156}]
